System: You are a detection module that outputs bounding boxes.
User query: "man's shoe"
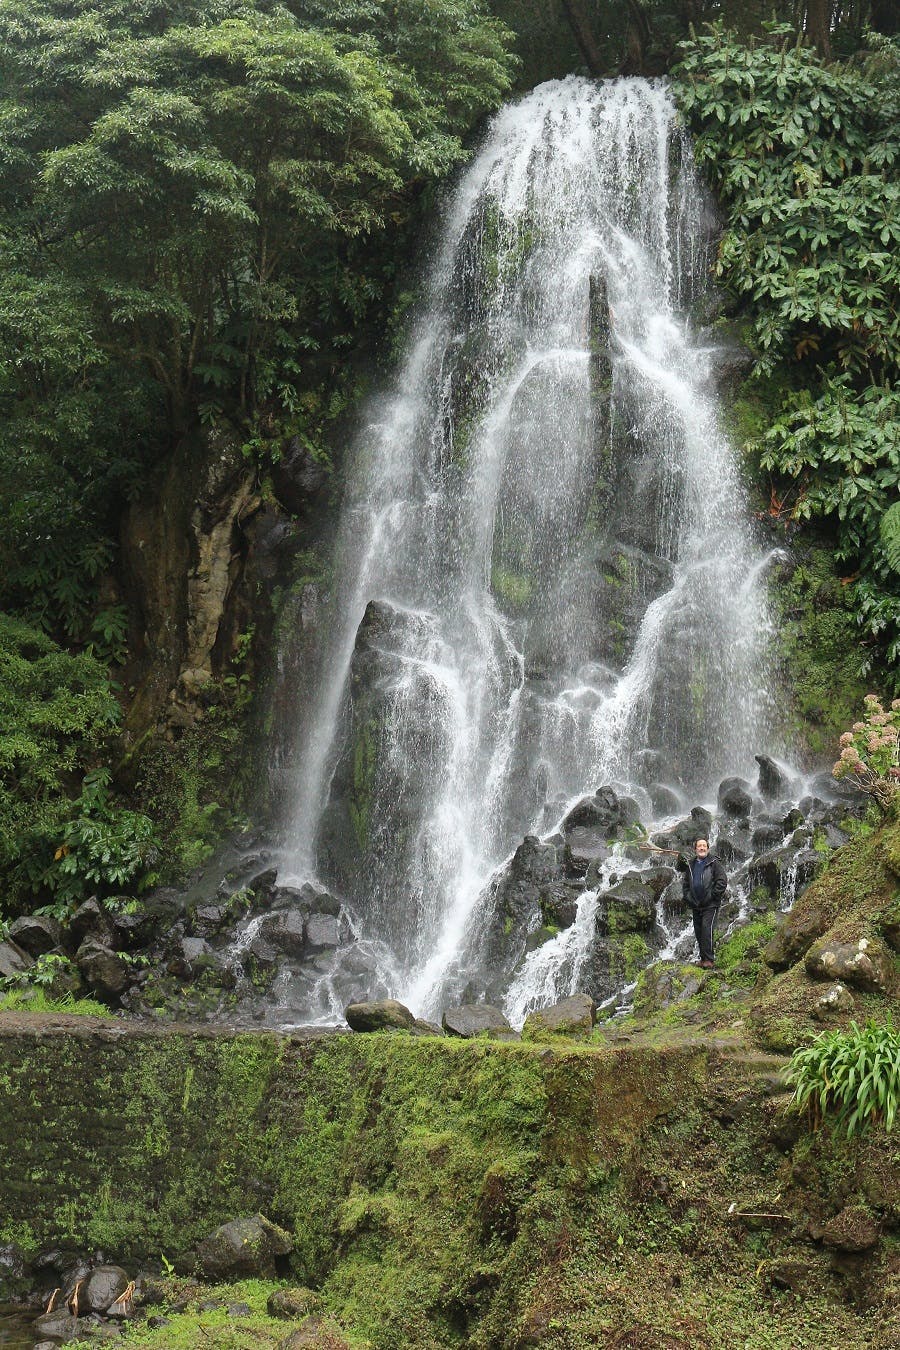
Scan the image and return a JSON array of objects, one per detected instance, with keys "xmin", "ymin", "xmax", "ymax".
[{"xmin": 699, "ymin": 960, "xmax": 715, "ymax": 969}]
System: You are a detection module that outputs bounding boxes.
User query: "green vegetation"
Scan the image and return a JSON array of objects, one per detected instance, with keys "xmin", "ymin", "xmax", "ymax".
[
  {"xmin": 674, "ymin": 27, "xmax": 900, "ymax": 687},
  {"xmin": 2, "ymin": 1022, "xmax": 897, "ymax": 1349},
  {"xmin": 786, "ymin": 1018, "xmax": 900, "ymax": 1136},
  {"xmin": 0, "ymin": 616, "xmax": 157, "ymax": 919}
]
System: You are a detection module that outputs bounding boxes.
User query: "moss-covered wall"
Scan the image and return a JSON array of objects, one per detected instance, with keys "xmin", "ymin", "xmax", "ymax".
[{"xmin": 2, "ymin": 1020, "xmax": 897, "ymax": 1348}]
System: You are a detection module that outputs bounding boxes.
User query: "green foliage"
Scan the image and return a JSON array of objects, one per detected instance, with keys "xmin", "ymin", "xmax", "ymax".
[
  {"xmin": 674, "ymin": 28, "xmax": 900, "ymax": 683},
  {"xmin": 0, "ymin": 987, "xmax": 112, "ymax": 1017},
  {"xmin": 0, "ymin": 0, "xmax": 516, "ymax": 634},
  {"xmin": 786, "ymin": 1018, "xmax": 900, "ymax": 1136},
  {"xmin": 36, "ymin": 768, "xmax": 159, "ymax": 916},
  {"xmin": 0, "ymin": 615, "xmax": 158, "ymax": 917}
]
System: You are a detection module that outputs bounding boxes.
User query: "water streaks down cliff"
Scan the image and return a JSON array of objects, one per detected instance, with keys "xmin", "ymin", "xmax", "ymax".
[{"xmin": 280, "ymin": 77, "xmax": 774, "ymax": 1022}]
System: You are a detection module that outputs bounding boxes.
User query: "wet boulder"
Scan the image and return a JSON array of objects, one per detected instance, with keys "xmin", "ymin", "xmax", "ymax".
[
  {"xmin": 651, "ymin": 805, "xmax": 712, "ymax": 852},
  {"xmin": 561, "ymin": 789, "xmax": 623, "ymax": 874},
  {"xmin": 717, "ymin": 776, "xmax": 752, "ymax": 819},
  {"xmin": 746, "ymin": 845, "xmax": 824, "ymax": 909},
  {"xmin": 714, "ymin": 827, "xmax": 752, "ymax": 868},
  {"xmin": 83, "ymin": 1265, "xmax": 130, "ymax": 1314},
  {"xmin": 755, "ymin": 754, "xmax": 793, "ymax": 802},
  {"xmin": 196, "ymin": 1215, "xmax": 293, "ymax": 1280},
  {"xmin": 442, "ymin": 1004, "xmax": 514, "ymax": 1039},
  {"xmin": 75, "ymin": 941, "xmax": 130, "ymax": 998},
  {"xmin": 483, "ymin": 835, "xmax": 564, "ymax": 967},
  {"xmin": 561, "ymin": 787, "xmax": 623, "ymax": 836},
  {"xmin": 805, "ymin": 938, "xmax": 894, "ymax": 994},
  {"xmin": 633, "ymin": 961, "xmax": 703, "ymax": 1016},
  {"xmin": 522, "ymin": 992, "xmax": 595, "ymax": 1039},
  {"xmin": 812, "ymin": 983, "xmax": 855, "ymax": 1021},
  {"xmin": 649, "ymin": 782, "xmax": 681, "ymax": 816},
  {"xmin": 7, "ymin": 915, "xmax": 63, "ymax": 958},
  {"xmin": 0, "ymin": 941, "xmax": 32, "ymax": 981},
  {"xmin": 305, "ymin": 913, "xmax": 341, "ymax": 951},
  {"xmin": 31, "ymin": 1309, "xmax": 82, "ymax": 1343},
  {"xmin": 750, "ymin": 818, "xmax": 784, "ymax": 851},
  {"xmin": 69, "ymin": 897, "xmax": 119, "ymax": 950},
  {"xmin": 597, "ymin": 876, "xmax": 656, "ymax": 933},
  {"xmin": 642, "ymin": 866, "xmax": 675, "ymax": 901},
  {"xmin": 345, "ymin": 999, "xmax": 415, "ymax": 1032},
  {"xmin": 256, "ymin": 909, "xmax": 308, "ymax": 958}
]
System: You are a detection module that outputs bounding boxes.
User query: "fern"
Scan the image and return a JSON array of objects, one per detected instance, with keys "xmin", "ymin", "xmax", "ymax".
[{"xmin": 880, "ymin": 501, "xmax": 900, "ymax": 575}]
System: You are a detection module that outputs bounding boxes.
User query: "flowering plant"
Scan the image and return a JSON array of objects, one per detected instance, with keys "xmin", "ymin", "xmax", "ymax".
[{"xmin": 833, "ymin": 695, "xmax": 900, "ymax": 813}]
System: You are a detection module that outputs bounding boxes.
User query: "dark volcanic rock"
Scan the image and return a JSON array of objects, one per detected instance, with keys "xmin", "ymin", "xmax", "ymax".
[
  {"xmin": 522, "ymin": 993, "xmax": 595, "ymax": 1039},
  {"xmin": 83, "ymin": 1264, "xmax": 130, "ymax": 1314},
  {"xmin": 196, "ymin": 1215, "xmax": 293, "ymax": 1280},
  {"xmin": 651, "ymin": 806, "xmax": 712, "ymax": 852},
  {"xmin": 7, "ymin": 915, "xmax": 62, "ymax": 957},
  {"xmin": 755, "ymin": 754, "xmax": 792, "ymax": 801},
  {"xmin": 717, "ymin": 776, "xmax": 752, "ymax": 819},
  {"xmin": 345, "ymin": 999, "xmax": 415, "ymax": 1032},
  {"xmin": 597, "ymin": 876, "xmax": 656, "ymax": 933},
  {"xmin": 69, "ymin": 897, "xmax": 116, "ymax": 949},
  {"xmin": 256, "ymin": 909, "xmax": 308, "ymax": 958},
  {"xmin": 305, "ymin": 913, "xmax": 340, "ymax": 951},
  {"xmin": 649, "ymin": 782, "xmax": 681, "ymax": 816},
  {"xmin": 442, "ymin": 1004, "xmax": 514, "ymax": 1039},
  {"xmin": 483, "ymin": 835, "xmax": 563, "ymax": 969},
  {"xmin": 75, "ymin": 940, "xmax": 130, "ymax": 997},
  {"xmin": 0, "ymin": 941, "xmax": 32, "ymax": 981}
]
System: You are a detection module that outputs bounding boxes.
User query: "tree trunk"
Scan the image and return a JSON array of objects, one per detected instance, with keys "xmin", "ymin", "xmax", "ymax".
[
  {"xmin": 804, "ymin": 0, "xmax": 832, "ymax": 57},
  {"xmin": 621, "ymin": 0, "xmax": 652, "ymax": 74},
  {"xmin": 559, "ymin": 0, "xmax": 605, "ymax": 75}
]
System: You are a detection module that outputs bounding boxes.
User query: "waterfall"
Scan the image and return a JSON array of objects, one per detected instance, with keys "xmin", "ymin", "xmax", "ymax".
[{"xmin": 280, "ymin": 77, "xmax": 774, "ymax": 1023}]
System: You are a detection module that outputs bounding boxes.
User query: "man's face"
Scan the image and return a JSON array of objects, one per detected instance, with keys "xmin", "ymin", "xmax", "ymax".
[{"xmin": 694, "ymin": 839, "xmax": 709, "ymax": 858}]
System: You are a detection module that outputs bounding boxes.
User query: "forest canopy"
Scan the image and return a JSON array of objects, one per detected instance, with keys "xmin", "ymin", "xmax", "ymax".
[{"xmin": 0, "ymin": 0, "xmax": 516, "ymax": 636}]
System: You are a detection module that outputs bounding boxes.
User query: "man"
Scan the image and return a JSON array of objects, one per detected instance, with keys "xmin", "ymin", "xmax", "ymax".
[{"xmin": 681, "ymin": 837, "xmax": 727, "ymax": 969}]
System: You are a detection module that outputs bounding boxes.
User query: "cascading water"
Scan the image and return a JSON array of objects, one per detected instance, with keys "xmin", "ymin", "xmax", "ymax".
[{"xmin": 279, "ymin": 76, "xmax": 775, "ymax": 1024}]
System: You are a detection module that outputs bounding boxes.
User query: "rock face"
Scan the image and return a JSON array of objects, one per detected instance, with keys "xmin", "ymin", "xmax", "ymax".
[
  {"xmin": 522, "ymin": 993, "xmax": 595, "ymax": 1039},
  {"xmin": 345, "ymin": 1000, "xmax": 415, "ymax": 1032},
  {"xmin": 195, "ymin": 1214, "xmax": 293, "ymax": 1280},
  {"xmin": 483, "ymin": 835, "xmax": 567, "ymax": 972},
  {"xmin": 805, "ymin": 939, "xmax": 894, "ymax": 994},
  {"xmin": 442, "ymin": 1005, "xmax": 513, "ymax": 1039}
]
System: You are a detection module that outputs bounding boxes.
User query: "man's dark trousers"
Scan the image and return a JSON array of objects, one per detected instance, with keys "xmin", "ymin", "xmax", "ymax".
[{"xmin": 692, "ymin": 904, "xmax": 718, "ymax": 964}]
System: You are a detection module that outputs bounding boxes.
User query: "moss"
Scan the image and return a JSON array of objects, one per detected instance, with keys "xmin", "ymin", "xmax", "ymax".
[
  {"xmin": 768, "ymin": 546, "xmax": 872, "ymax": 761},
  {"xmin": 2, "ymin": 951, "xmax": 899, "ymax": 1350},
  {"xmin": 492, "ymin": 564, "xmax": 533, "ymax": 612},
  {"xmin": 349, "ymin": 716, "xmax": 379, "ymax": 851}
]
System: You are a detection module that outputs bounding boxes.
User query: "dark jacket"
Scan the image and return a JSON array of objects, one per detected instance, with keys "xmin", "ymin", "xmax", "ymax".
[{"xmin": 681, "ymin": 853, "xmax": 727, "ymax": 909}]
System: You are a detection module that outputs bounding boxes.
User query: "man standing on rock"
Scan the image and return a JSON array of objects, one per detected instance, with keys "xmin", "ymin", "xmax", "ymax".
[{"xmin": 681, "ymin": 838, "xmax": 727, "ymax": 969}]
